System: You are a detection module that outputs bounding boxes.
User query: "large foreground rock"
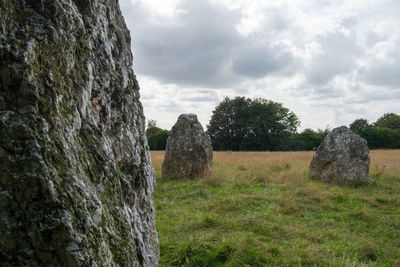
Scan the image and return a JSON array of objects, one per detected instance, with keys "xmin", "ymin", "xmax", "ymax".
[
  {"xmin": 0, "ymin": 1, "xmax": 159, "ymax": 265},
  {"xmin": 309, "ymin": 126, "xmax": 370, "ymax": 184},
  {"xmin": 162, "ymin": 114, "xmax": 213, "ymax": 178}
]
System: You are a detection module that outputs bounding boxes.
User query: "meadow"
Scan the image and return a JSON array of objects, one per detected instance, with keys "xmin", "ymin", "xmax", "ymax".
[{"xmin": 151, "ymin": 150, "xmax": 400, "ymax": 266}]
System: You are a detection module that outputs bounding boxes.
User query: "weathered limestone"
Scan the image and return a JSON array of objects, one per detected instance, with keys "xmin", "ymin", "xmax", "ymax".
[
  {"xmin": 162, "ymin": 114, "xmax": 213, "ymax": 178},
  {"xmin": 0, "ymin": 0, "xmax": 159, "ymax": 265},
  {"xmin": 309, "ymin": 126, "xmax": 370, "ymax": 184}
]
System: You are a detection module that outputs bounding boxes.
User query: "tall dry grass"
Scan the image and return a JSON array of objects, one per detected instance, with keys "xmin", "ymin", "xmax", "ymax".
[
  {"xmin": 370, "ymin": 150, "xmax": 400, "ymax": 176},
  {"xmin": 150, "ymin": 150, "xmax": 400, "ymax": 180}
]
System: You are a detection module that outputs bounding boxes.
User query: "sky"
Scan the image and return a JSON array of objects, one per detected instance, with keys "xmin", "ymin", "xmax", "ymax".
[{"xmin": 119, "ymin": 0, "xmax": 400, "ymax": 131}]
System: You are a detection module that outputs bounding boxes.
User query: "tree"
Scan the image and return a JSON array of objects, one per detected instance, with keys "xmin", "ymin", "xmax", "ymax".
[
  {"xmin": 146, "ymin": 120, "xmax": 162, "ymax": 135},
  {"xmin": 207, "ymin": 97, "xmax": 300, "ymax": 151},
  {"xmin": 147, "ymin": 129, "xmax": 170, "ymax": 150},
  {"xmin": 279, "ymin": 128, "xmax": 329, "ymax": 151},
  {"xmin": 374, "ymin": 113, "xmax": 400, "ymax": 131},
  {"xmin": 349, "ymin": 118, "xmax": 373, "ymax": 144},
  {"xmin": 350, "ymin": 118, "xmax": 371, "ymax": 136},
  {"xmin": 242, "ymin": 98, "xmax": 300, "ymax": 150},
  {"xmin": 365, "ymin": 127, "xmax": 400, "ymax": 149},
  {"xmin": 147, "ymin": 119, "xmax": 157, "ymax": 129},
  {"xmin": 349, "ymin": 117, "xmax": 400, "ymax": 149},
  {"xmin": 299, "ymin": 128, "xmax": 329, "ymax": 150},
  {"xmin": 206, "ymin": 97, "xmax": 251, "ymax": 150},
  {"xmin": 146, "ymin": 120, "xmax": 170, "ymax": 150}
]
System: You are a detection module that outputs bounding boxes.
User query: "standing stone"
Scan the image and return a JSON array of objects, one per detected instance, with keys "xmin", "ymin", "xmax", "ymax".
[
  {"xmin": 309, "ymin": 126, "xmax": 370, "ymax": 184},
  {"xmin": 162, "ymin": 114, "xmax": 213, "ymax": 178},
  {"xmin": 0, "ymin": 0, "xmax": 159, "ymax": 266}
]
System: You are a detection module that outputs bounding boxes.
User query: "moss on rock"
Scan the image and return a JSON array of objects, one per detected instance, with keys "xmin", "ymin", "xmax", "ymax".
[{"xmin": 0, "ymin": 0, "xmax": 159, "ymax": 265}]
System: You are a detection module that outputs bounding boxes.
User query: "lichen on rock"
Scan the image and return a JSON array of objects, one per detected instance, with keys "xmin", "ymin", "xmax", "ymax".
[
  {"xmin": 309, "ymin": 126, "xmax": 370, "ymax": 185},
  {"xmin": 162, "ymin": 114, "xmax": 213, "ymax": 179},
  {"xmin": 0, "ymin": 0, "xmax": 159, "ymax": 265}
]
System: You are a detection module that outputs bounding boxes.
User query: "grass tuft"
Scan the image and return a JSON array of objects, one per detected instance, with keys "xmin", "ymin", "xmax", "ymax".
[{"xmin": 359, "ymin": 244, "xmax": 378, "ymax": 262}]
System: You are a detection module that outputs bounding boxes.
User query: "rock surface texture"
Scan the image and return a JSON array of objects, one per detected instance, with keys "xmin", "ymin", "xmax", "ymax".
[
  {"xmin": 0, "ymin": 0, "xmax": 159, "ymax": 266},
  {"xmin": 162, "ymin": 114, "xmax": 213, "ymax": 178},
  {"xmin": 309, "ymin": 126, "xmax": 370, "ymax": 184}
]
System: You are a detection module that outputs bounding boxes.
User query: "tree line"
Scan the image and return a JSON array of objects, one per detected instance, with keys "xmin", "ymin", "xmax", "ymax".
[
  {"xmin": 349, "ymin": 114, "xmax": 400, "ymax": 149},
  {"xmin": 146, "ymin": 120, "xmax": 170, "ymax": 150},
  {"xmin": 146, "ymin": 97, "xmax": 400, "ymax": 151}
]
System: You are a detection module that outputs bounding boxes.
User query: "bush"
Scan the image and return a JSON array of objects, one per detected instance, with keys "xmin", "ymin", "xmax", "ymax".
[{"xmin": 147, "ymin": 129, "xmax": 169, "ymax": 150}]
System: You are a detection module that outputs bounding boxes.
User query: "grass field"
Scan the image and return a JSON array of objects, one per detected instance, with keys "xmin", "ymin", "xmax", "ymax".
[{"xmin": 151, "ymin": 150, "xmax": 400, "ymax": 266}]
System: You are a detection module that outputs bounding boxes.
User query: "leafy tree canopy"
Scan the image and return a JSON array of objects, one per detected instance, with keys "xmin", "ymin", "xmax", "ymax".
[
  {"xmin": 349, "ymin": 117, "xmax": 400, "ymax": 149},
  {"xmin": 207, "ymin": 97, "xmax": 300, "ymax": 151},
  {"xmin": 146, "ymin": 119, "xmax": 163, "ymax": 136},
  {"xmin": 350, "ymin": 118, "xmax": 371, "ymax": 136},
  {"xmin": 279, "ymin": 128, "xmax": 329, "ymax": 151},
  {"xmin": 146, "ymin": 120, "xmax": 170, "ymax": 150},
  {"xmin": 374, "ymin": 113, "xmax": 400, "ymax": 131}
]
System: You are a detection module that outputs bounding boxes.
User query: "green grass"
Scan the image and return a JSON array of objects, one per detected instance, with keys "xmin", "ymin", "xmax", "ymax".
[{"xmin": 152, "ymin": 151, "xmax": 400, "ymax": 266}]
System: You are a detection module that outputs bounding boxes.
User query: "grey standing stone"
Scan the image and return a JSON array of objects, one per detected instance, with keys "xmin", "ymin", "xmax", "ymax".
[
  {"xmin": 162, "ymin": 114, "xmax": 213, "ymax": 178},
  {"xmin": 309, "ymin": 126, "xmax": 370, "ymax": 184},
  {"xmin": 0, "ymin": 0, "xmax": 159, "ymax": 266}
]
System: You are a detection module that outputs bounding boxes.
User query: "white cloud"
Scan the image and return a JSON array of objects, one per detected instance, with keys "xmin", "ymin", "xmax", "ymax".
[{"xmin": 120, "ymin": 0, "xmax": 400, "ymax": 131}]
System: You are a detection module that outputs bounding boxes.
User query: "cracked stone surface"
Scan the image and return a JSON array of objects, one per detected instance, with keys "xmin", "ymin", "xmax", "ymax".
[
  {"xmin": 162, "ymin": 114, "xmax": 213, "ymax": 179},
  {"xmin": 0, "ymin": 0, "xmax": 159, "ymax": 265},
  {"xmin": 309, "ymin": 126, "xmax": 370, "ymax": 185}
]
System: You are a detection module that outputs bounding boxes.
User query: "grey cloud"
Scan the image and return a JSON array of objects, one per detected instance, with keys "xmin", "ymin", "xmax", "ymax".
[
  {"xmin": 157, "ymin": 100, "xmax": 183, "ymax": 112},
  {"xmin": 232, "ymin": 42, "xmax": 294, "ymax": 78},
  {"xmin": 306, "ymin": 30, "xmax": 362, "ymax": 85},
  {"xmin": 359, "ymin": 53, "xmax": 400, "ymax": 87},
  {"xmin": 341, "ymin": 16, "xmax": 358, "ymax": 28},
  {"xmin": 177, "ymin": 88, "xmax": 219, "ymax": 102},
  {"xmin": 309, "ymin": 86, "xmax": 345, "ymax": 100},
  {"xmin": 344, "ymin": 98, "xmax": 370, "ymax": 105},
  {"xmin": 122, "ymin": 0, "xmax": 295, "ymax": 88},
  {"xmin": 351, "ymin": 88, "xmax": 400, "ymax": 103},
  {"xmin": 139, "ymin": 94, "xmax": 155, "ymax": 100},
  {"xmin": 357, "ymin": 22, "xmax": 400, "ymax": 88},
  {"xmin": 365, "ymin": 32, "xmax": 386, "ymax": 47},
  {"xmin": 289, "ymin": 82, "xmax": 343, "ymax": 100},
  {"xmin": 180, "ymin": 96, "xmax": 217, "ymax": 102},
  {"xmin": 128, "ymin": 0, "xmax": 241, "ymax": 87}
]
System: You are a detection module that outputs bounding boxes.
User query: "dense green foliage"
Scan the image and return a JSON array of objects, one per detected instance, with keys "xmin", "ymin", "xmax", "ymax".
[
  {"xmin": 146, "ymin": 120, "xmax": 170, "ymax": 150},
  {"xmin": 205, "ymin": 97, "xmax": 399, "ymax": 151},
  {"xmin": 374, "ymin": 113, "xmax": 400, "ymax": 131},
  {"xmin": 207, "ymin": 97, "xmax": 300, "ymax": 151},
  {"xmin": 350, "ymin": 116, "xmax": 400, "ymax": 149},
  {"xmin": 280, "ymin": 128, "xmax": 330, "ymax": 151}
]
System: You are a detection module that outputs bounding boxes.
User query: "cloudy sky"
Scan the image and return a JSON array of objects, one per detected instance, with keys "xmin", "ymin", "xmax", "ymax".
[{"xmin": 119, "ymin": 0, "xmax": 400, "ymax": 131}]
